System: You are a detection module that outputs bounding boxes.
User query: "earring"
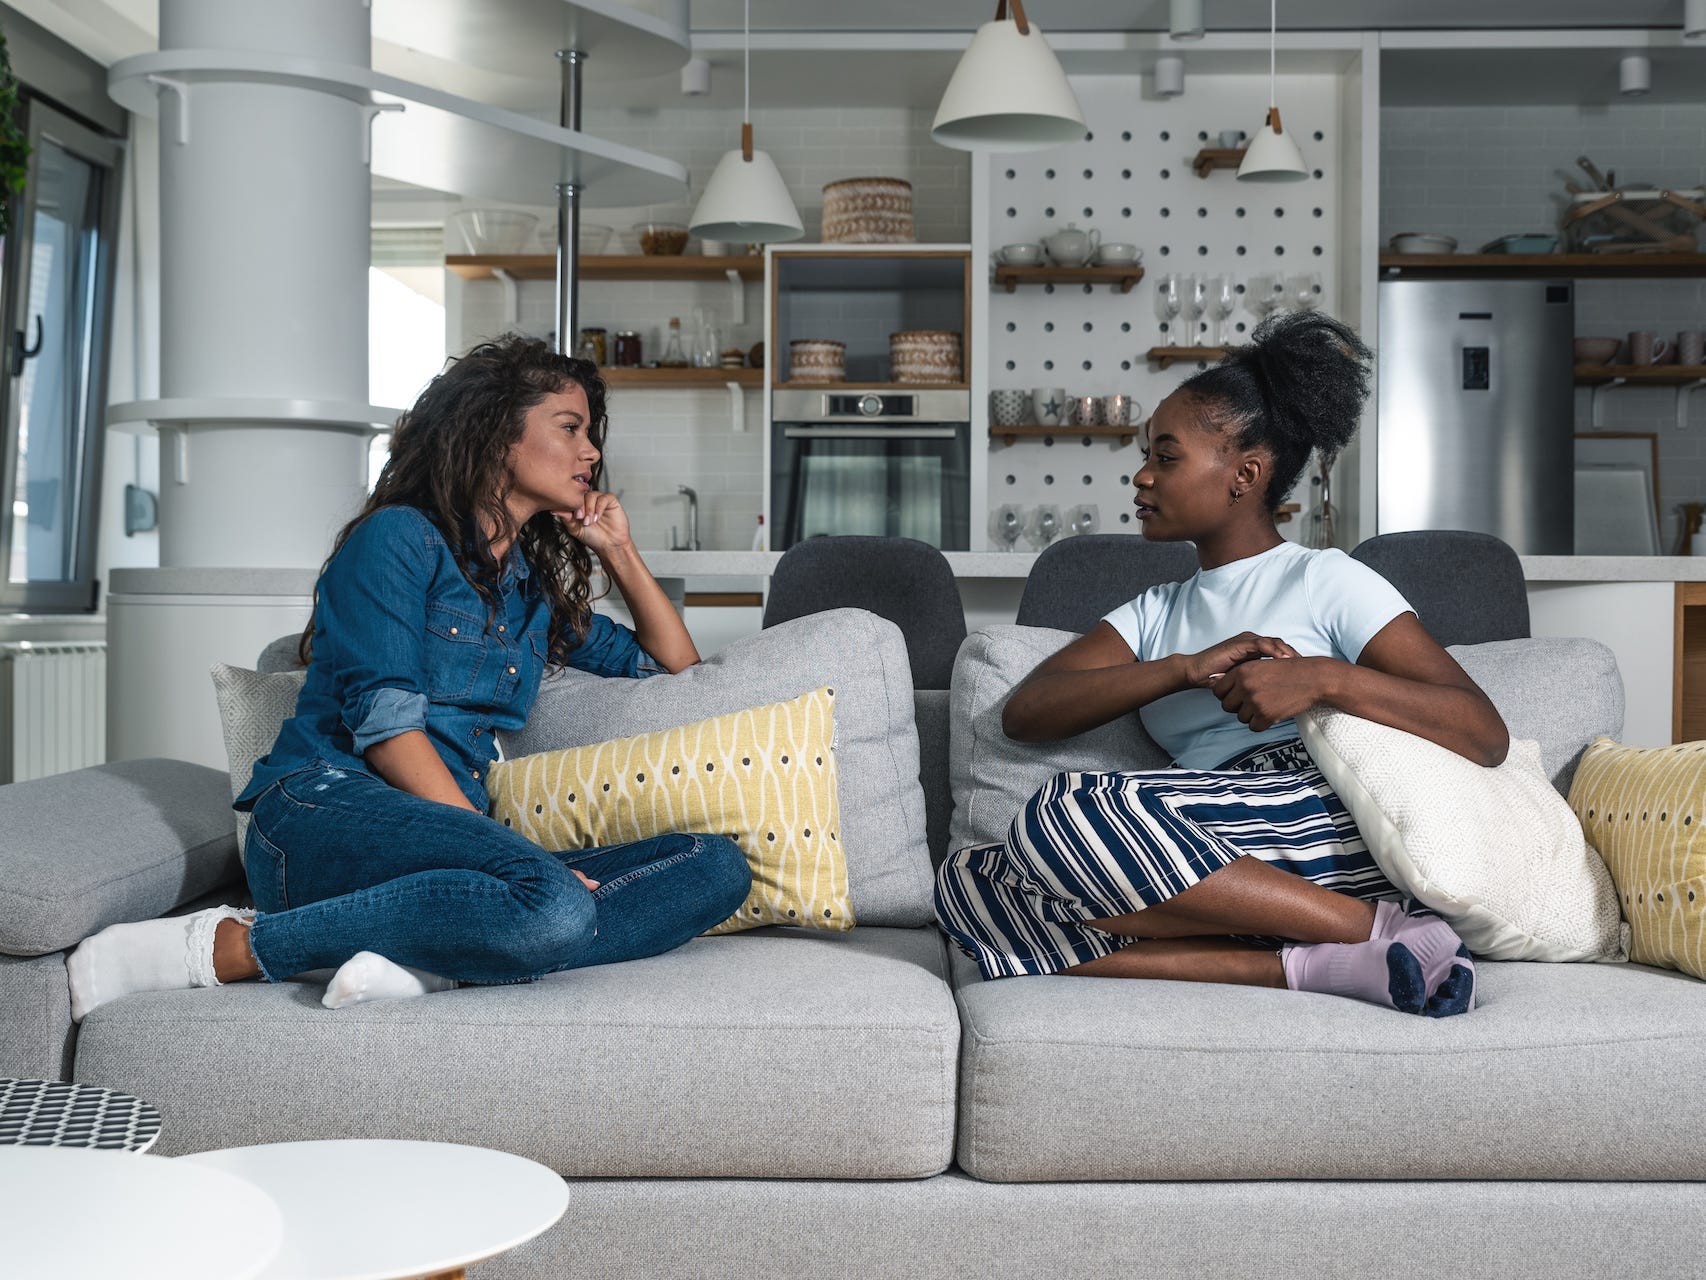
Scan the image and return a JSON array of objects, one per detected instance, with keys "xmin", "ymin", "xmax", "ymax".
[{"xmin": 1230, "ymin": 489, "xmax": 1243, "ymax": 504}]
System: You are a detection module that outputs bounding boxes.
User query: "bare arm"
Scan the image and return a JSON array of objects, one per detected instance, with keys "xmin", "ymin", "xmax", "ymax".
[
  {"xmin": 1208, "ymin": 612, "xmax": 1510, "ymax": 766},
  {"xmin": 1001, "ymin": 622, "xmax": 1298, "ymax": 742},
  {"xmin": 598, "ymin": 540, "xmax": 700, "ymax": 674}
]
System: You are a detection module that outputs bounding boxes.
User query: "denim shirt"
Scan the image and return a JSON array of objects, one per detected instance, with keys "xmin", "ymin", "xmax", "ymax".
[{"xmin": 236, "ymin": 505, "xmax": 662, "ymax": 814}]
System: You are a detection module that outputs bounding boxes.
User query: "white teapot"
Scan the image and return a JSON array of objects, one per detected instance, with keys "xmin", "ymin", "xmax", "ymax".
[{"xmin": 1043, "ymin": 222, "xmax": 1100, "ymax": 266}]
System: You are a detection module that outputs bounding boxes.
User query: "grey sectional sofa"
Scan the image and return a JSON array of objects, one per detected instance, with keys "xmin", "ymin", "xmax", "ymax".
[{"xmin": 2, "ymin": 618, "xmax": 1702, "ymax": 1279}]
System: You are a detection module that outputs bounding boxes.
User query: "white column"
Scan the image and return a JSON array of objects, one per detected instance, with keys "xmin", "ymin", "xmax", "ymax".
[{"xmin": 154, "ymin": 0, "xmax": 373, "ymax": 567}]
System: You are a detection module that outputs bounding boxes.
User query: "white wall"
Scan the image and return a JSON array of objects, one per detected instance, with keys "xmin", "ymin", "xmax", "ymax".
[
  {"xmin": 1380, "ymin": 103, "xmax": 1706, "ymax": 554},
  {"xmin": 451, "ymin": 103, "xmax": 971, "ymax": 551}
]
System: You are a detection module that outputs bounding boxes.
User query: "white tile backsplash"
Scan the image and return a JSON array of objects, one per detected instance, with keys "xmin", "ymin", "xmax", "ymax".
[{"xmin": 1380, "ymin": 103, "xmax": 1706, "ymax": 553}]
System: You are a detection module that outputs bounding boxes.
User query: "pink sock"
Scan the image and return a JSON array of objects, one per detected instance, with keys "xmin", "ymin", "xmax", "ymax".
[
  {"xmin": 1281, "ymin": 937, "xmax": 1426, "ymax": 1014},
  {"xmin": 1371, "ymin": 899, "xmax": 1476, "ymax": 1016}
]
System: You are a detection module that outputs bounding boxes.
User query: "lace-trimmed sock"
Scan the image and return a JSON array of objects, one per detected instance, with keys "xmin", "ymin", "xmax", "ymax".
[
  {"xmin": 323, "ymin": 952, "xmax": 457, "ymax": 1010},
  {"xmin": 67, "ymin": 905, "xmax": 254, "ymax": 1023}
]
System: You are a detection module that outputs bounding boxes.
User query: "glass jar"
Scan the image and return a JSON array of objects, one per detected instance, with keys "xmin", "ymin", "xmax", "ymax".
[
  {"xmin": 659, "ymin": 316, "xmax": 690, "ymax": 368},
  {"xmin": 613, "ymin": 331, "xmax": 642, "ymax": 367},
  {"xmin": 577, "ymin": 327, "xmax": 607, "ymax": 365}
]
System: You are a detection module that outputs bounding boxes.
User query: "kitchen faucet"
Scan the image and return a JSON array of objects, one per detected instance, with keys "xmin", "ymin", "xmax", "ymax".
[{"xmin": 675, "ymin": 484, "xmax": 699, "ymax": 551}]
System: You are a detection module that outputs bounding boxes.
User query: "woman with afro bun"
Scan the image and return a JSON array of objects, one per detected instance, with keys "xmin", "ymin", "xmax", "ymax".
[{"xmin": 936, "ymin": 312, "xmax": 1507, "ymax": 1018}]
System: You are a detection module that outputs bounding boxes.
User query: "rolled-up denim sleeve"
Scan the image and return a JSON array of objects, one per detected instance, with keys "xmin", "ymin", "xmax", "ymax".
[
  {"xmin": 563, "ymin": 612, "xmax": 666, "ymax": 679},
  {"xmin": 314, "ymin": 508, "xmax": 436, "ymax": 752}
]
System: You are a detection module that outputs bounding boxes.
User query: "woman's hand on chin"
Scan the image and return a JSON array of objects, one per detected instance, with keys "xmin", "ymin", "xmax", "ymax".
[{"xmin": 556, "ymin": 490, "xmax": 632, "ymax": 557}]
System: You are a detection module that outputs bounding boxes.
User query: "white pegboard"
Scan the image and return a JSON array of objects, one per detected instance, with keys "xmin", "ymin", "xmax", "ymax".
[{"xmin": 983, "ymin": 73, "xmax": 1344, "ymax": 542}]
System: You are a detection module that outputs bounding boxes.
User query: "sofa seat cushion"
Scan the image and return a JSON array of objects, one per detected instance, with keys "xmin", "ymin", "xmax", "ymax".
[
  {"xmin": 73, "ymin": 926, "xmax": 958, "ymax": 1179},
  {"xmin": 954, "ymin": 960, "xmax": 1706, "ymax": 1182}
]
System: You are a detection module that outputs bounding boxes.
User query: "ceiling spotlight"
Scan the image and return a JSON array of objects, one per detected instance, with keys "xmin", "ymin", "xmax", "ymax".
[
  {"xmin": 1155, "ymin": 55, "xmax": 1185, "ymax": 98},
  {"xmin": 1686, "ymin": 0, "xmax": 1706, "ymax": 38},
  {"xmin": 680, "ymin": 57, "xmax": 711, "ymax": 96},
  {"xmin": 1169, "ymin": 0, "xmax": 1204, "ymax": 40},
  {"xmin": 1618, "ymin": 53, "xmax": 1651, "ymax": 97}
]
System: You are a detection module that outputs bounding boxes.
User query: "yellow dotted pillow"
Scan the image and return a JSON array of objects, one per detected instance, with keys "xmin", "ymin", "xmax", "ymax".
[
  {"xmin": 486, "ymin": 686, "xmax": 852, "ymax": 935},
  {"xmin": 1568, "ymin": 736, "xmax": 1706, "ymax": 980}
]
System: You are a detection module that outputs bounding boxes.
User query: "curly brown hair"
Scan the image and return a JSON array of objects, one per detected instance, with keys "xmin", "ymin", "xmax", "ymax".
[{"xmin": 300, "ymin": 334, "xmax": 609, "ymax": 668}]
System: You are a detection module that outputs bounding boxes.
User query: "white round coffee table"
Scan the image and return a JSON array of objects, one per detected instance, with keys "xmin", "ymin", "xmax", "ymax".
[
  {"xmin": 0, "ymin": 1145, "xmax": 284, "ymax": 1279},
  {"xmin": 178, "ymin": 1139, "xmax": 569, "ymax": 1280}
]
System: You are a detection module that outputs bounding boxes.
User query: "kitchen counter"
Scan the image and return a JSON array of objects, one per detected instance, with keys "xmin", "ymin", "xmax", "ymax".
[{"xmin": 638, "ymin": 552, "xmax": 1706, "ymax": 582}]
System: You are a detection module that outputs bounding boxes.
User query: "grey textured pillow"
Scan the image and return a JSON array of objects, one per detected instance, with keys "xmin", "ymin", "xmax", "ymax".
[
  {"xmin": 210, "ymin": 663, "xmax": 306, "ymax": 868},
  {"xmin": 948, "ymin": 625, "xmax": 1170, "ymax": 854},
  {"xmin": 501, "ymin": 608, "xmax": 935, "ymax": 928},
  {"xmin": 1445, "ymin": 637, "xmax": 1623, "ymax": 796},
  {"xmin": 0, "ymin": 759, "xmax": 240, "ymax": 955}
]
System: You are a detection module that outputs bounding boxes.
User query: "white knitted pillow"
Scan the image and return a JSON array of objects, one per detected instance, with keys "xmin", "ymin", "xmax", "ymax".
[{"xmin": 1298, "ymin": 707, "xmax": 1628, "ymax": 963}]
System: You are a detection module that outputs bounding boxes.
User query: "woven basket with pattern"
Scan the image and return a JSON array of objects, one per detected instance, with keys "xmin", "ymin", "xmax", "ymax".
[
  {"xmin": 789, "ymin": 339, "xmax": 846, "ymax": 382},
  {"xmin": 890, "ymin": 330, "xmax": 961, "ymax": 384},
  {"xmin": 822, "ymin": 177, "xmax": 916, "ymax": 244}
]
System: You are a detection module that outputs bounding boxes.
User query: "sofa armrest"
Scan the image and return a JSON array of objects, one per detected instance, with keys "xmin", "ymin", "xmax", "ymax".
[
  {"xmin": 0, "ymin": 759, "xmax": 242, "ymax": 956},
  {"xmin": 0, "ymin": 951, "xmax": 76, "ymax": 1080}
]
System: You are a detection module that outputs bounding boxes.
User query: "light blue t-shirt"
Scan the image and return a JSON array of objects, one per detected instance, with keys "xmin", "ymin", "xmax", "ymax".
[{"xmin": 1101, "ymin": 541, "xmax": 1414, "ymax": 769}]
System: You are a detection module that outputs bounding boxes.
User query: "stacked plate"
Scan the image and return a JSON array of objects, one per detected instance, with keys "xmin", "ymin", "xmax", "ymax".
[{"xmin": 891, "ymin": 330, "xmax": 961, "ymax": 384}]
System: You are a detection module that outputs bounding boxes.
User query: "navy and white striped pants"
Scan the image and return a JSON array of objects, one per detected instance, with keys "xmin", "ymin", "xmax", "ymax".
[{"xmin": 934, "ymin": 739, "xmax": 1397, "ymax": 979}]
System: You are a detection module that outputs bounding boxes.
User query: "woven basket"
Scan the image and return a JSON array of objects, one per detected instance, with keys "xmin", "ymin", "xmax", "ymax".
[
  {"xmin": 822, "ymin": 177, "xmax": 916, "ymax": 244},
  {"xmin": 788, "ymin": 339, "xmax": 846, "ymax": 383},
  {"xmin": 890, "ymin": 330, "xmax": 961, "ymax": 384}
]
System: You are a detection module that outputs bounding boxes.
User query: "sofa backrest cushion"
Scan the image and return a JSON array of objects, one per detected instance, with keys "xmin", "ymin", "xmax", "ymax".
[
  {"xmin": 212, "ymin": 663, "xmax": 308, "ymax": 868},
  {"xmin": 1444, "ymin": 637, "xmax": 1623, "ymax": 796},
  {"xmin": 502, "ymin": 608, "xmax": 936, "ymax": 928},
  {"xmin": 913, "ymin": 689, "xmax": 951, "ymax": 869},
  {"xmin": 948, "ymin": 627, "xmax": 1625, "ymax": 858},
  {"xmin": 0, "ymin": 759, "xmax": 240, "ymax": 955}
]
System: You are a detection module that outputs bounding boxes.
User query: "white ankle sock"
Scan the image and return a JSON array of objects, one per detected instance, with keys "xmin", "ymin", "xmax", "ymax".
[
  {"xmin": 67, "ymin": 905, "xmax": 253, "ymax": 1022},
  {"xmin": 322, "ymin": 951, "xmax": 457, "ymax": 1010}
]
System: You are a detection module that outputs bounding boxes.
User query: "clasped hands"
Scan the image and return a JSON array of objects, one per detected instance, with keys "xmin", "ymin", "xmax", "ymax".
[{"xmin": 1181, "ymin": 632, "xmax": 1339, "ymax": 732}]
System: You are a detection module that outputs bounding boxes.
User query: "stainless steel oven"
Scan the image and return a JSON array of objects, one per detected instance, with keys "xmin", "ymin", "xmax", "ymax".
[{"xmin": 770, "ymin": 388, "xmax": 971, "ymax": 551}]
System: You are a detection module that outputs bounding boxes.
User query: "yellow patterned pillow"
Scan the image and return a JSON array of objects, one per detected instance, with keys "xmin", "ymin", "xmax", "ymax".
[
  {"xmin": 486, "ymin": 686, "xmax": 852, "ymax": 935},
  {"xmin": 1568, "ymin": 736, "xmax": 1706, "ymax": 979}
]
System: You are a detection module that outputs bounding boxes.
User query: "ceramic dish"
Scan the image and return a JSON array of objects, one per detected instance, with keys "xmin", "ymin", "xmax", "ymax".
[
  {"xmin": 1388, "ymin": 232, "xmax": 1458, "ymax": 255},
  {"xmin": 1573, "ymin": 337, "xmax": 1622, "ymax": 364}
]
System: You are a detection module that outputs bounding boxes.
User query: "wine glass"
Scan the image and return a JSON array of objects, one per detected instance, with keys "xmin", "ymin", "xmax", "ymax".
[
  {"xmin": 1182, "ymin": 274, "xmax": 1208, "ymax": 347},
  {"xmin": 1068, "ymin": 503, "xmax": 1101, "ymax": 538},
  {"xmin": 1206, "ymin": 275, "xmax": 1237, "ymax": 348},
  {"xmin": 1026, "ymin": 504, "xmax": 1062, "ymax": 550},
  {"xmin": 991, "ymin": 503, "xmax": 1025, "ymax": 551},
  {"xmin": 1287, "ymin": 273, "xmax": 1320, "ymax": 314},
  {"xmin": 1246, "ymin": 273, "xmax": 1282, "ymax": 325},
  {"xmin": 1152, "ymin": 273, "xmax": 1182, "ymax": 347}
]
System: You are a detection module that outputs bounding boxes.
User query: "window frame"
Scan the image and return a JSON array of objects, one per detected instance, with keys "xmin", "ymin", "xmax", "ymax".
[{"xmin": 0, "ymin": 95, "xmax": 124, "ymax": 612}]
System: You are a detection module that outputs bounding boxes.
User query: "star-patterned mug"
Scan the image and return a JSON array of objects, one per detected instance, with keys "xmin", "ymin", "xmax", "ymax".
[{"xmin": 1031, "ymin": 386, "xmax": 1067, "ymax": 427}]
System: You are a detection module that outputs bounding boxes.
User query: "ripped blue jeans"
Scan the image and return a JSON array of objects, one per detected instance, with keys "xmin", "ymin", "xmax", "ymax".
[{"xmin": 241, "ymin": 760, "xmax": 752, "ymax": 985}]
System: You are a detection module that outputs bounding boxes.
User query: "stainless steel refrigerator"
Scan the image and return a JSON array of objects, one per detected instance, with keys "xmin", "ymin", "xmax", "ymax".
[{"xmin": 1377, "ymin": 278, "xmax": 1575, "ymax": 554}]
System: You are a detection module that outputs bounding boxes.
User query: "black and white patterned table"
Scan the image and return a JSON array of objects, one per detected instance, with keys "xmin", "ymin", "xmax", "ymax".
[{"xmin": 0, "ymin": 1078, "xmax": 161, "ymax": 1152}]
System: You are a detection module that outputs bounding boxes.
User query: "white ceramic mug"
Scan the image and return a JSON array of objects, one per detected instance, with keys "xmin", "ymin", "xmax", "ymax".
[
  {"xmin": 1678, "ymin": 330, "xmax": 1705, "ymax": 367},
  {"xmin": 1095, "ymin": 242, "xmax": 1140, "ymax": 265},
  {"xmin": 994, "ymin": 243, "xmax": 1042, "ymax": 266},
  {"xmin": 1031, "ymin": 387, "xmax": 1066, "ymax": 426},
  {"xmin": 1628, "ymin": 331, "xmax": 1672, "ymax": 365}
]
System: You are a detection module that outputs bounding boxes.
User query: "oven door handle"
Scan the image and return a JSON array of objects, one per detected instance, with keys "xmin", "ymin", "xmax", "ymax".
[{"xmin": 782, "ymin": 426, "xmax": 959, "ymax": 440}]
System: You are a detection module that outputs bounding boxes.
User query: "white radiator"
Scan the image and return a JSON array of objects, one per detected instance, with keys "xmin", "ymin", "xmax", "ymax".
[{"xmin": 0, "ymin": 642, "xmax": 108, "ymax": 784}]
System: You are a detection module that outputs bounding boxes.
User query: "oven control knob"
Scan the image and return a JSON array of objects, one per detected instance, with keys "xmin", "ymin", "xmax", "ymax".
[{"xmin": 857, "ymin": 394, "xmax": 883, "ymax": 418}]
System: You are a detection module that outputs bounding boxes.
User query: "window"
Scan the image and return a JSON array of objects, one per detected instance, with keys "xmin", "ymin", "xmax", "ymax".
[
  {"xmin": 368, "ymin": 226, "xmax": 447, "ymax": 490},
  {"xmin": 0, "ymin": 98, "xmax": 121, "ymax": 611}
]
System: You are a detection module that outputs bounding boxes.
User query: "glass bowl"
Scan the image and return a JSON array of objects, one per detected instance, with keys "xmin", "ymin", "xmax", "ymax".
[
  {"xmin": 632, "ymin": 221, "xmax": 690, "ymax": 255},
  {"xmin": 447, "ymin": 208, "xmax": 538, "ymax": 255}
]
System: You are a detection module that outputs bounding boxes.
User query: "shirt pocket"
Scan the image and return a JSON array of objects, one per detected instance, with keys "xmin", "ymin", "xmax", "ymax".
[{"xmin": 424, "ymin": 600, "xmax": 486, "ymax": 701}]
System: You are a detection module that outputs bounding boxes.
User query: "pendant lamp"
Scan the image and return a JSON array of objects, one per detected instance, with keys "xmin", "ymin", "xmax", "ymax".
[
  {"xmin": 932, "ymin": 0, "xmax": 1086, "ymax": 152},
  {"xmin": 688, "ymin": 0, "xmax": 803, "ymax": 244},
  {"xmin": 1236, "ymin": 0, "xmax": 1307, "ymax": 183}
]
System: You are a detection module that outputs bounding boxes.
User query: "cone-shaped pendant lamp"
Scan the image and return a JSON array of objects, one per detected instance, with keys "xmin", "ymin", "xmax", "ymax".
[
  {"xmin": 1237, "ymin": 0, "xmax": 1307, "ymax": 183},
  {"xmin": 689, "ymin": 0, "xmax": 803, "ymax": 243},
  {"xmin": 932, "ymin": 0, "xmax": 1086, "ymax": 152}
]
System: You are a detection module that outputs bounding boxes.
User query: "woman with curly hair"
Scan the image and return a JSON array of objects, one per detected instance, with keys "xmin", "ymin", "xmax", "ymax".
[
  {"xmin": 935, "ymin": 312, "xmax": 1505, "ymax": 1017},
  {"xmin": 69, "ymin": 336, "xmax": 751, "ymax": 1018}
]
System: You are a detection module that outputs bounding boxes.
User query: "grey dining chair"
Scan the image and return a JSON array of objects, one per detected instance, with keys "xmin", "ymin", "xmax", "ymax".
[{"xmin": 1014, "ymin": 534, "xmax": 1200, "ymax": 634}]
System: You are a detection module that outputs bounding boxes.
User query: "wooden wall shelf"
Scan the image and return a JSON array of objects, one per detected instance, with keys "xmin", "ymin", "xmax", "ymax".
[
  {"xmin": 775, "ymin": 381, "xmax": 969, "ymax": 391},
  {"xmin": 602, "ymin": 367, "xmax": 761, "ymax": 388},
  {"xmin": 1146, "ymin": 345, "xmax": 1229, "ymax": 369},
  {"xmin": 994, "ymin": 264, "xmax": 1145, "ymax": 294},
  {"xmin": 990, "ymin": 423, "xmax": 1139, "ymax": 446},
  {"xmin": 1192, "ymin": 147, "xmax": 1248, "ymax": 178},
  {"xmin": 446, "ymin": 254, "xmax": 765, "ymax": 282},
  {"xmin": 1379, "ymin": 253, "xmax": 1706, "ymax": 279},
  {"xmin": 1573, "ymin": 364, "xmax": 1706, "ymax": 386}
]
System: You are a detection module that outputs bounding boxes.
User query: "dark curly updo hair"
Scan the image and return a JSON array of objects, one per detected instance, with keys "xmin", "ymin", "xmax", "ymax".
[
  {"xmin": 300, "ymin": 334, "xmax": 608, "ymax": 667},
  {"xmin": 1179, "ymin": 311, "xmax": 1373, "ymax": 513}
]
